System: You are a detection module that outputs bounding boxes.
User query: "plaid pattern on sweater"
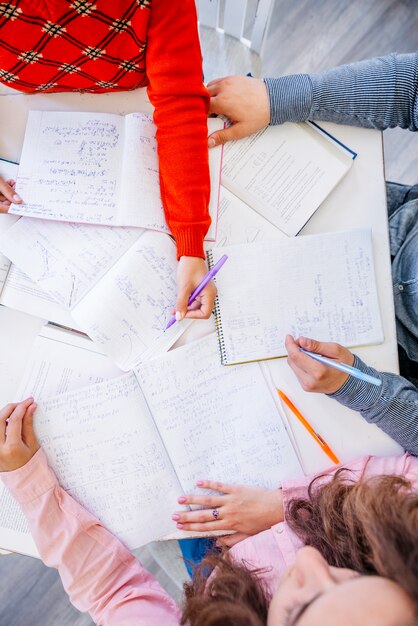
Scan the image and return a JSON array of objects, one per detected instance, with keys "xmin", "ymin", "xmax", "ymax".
[{"xmin": 0, "ymin": 0, "xmax": 152, "ymax": 92}]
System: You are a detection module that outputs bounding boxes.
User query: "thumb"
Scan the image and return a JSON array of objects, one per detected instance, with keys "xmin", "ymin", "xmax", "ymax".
[
  {"xmin": 22, "ymin": 403, "xmax": 39, "ymax": 449},
  {"xmin": 208, "ymin": 123, "xmax": 245, "ymax": 148},
  {"xmin": 175, "ymin": 285, "xmax": 190, "ymax": 321}
]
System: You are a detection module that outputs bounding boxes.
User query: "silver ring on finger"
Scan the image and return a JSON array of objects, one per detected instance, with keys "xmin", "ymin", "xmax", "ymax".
[{"xmin": 212, "ymin": 508, "xmax": 220, "ymax": 520}]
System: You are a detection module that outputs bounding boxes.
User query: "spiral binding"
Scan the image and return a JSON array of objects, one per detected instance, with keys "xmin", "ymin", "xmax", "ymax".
[{"xmin": 207, "ymin": 250, "xmax": 228, "ymax": 365}]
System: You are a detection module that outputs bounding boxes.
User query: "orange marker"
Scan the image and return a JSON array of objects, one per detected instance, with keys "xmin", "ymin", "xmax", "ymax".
[{"xmin": 277, "ymin": 389, "xmax": 340, "ymax": 465}]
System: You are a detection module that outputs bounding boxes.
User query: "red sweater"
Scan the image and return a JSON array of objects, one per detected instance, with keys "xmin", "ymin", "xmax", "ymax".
[{"xmin": 0, "ymin": 0, "xmax": 210, "ymax": 258}]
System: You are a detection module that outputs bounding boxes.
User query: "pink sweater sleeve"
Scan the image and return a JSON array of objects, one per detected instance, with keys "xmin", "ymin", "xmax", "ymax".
[
  {"xmin": 1, "ymin": 450, "xmax": 181, "ymax": 626},
  {"xmin": 281, "ymin": 453, "xmax": 417, "ymax": 514}
]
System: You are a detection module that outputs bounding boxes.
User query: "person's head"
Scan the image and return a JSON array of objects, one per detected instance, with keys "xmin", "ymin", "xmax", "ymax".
[{"xmin": 181, "ymin": 472, "xmax": 418, "ymax": 626}]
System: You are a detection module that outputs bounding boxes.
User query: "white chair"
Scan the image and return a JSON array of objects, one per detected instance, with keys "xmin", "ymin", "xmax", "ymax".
[{"xmin": 196, "ymin": 0, "xmax": 275, "ymax": 80}]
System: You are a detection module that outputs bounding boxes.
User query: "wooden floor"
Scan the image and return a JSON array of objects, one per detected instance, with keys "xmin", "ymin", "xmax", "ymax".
[{"xmin": 1, "ymin": 2, "xmax": 418, "ymax": 625}]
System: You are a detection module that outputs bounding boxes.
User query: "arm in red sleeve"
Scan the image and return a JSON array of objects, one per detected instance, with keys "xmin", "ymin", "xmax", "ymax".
[
  {"xmin": 146, "ymin": 0, "xmax": 210, "ymax": 259},
  {"xmin": 1, "ymin": 450, "xmax": 181, "ymax": 626}
]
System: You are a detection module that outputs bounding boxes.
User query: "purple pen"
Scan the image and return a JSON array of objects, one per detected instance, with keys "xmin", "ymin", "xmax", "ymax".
[{"xmin": 165, "ymin": 254, "xmax": 228, "ymax": 330}]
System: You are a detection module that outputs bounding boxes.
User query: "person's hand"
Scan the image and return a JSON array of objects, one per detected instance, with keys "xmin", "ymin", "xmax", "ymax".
[
  {"xmin": 286, "ymin": 335, "xmax": 355, "ymax": 394},
  {"xmin": 207, "ymin": 75, "xmax": 270, "ymax": 147},
  {"xmin": 0, "ymin": 175, "xmax": 22, "ymax": 214},
  {"xmin": 0, "ymin": 398, "xmax": 39, "ymax": 472},
  {"xmin": 172, "ymin": 480, "xmax": 284, "ymax": 545},
  {"xmin": 175, "ymin": 256, "xmax": 216, "ymax": 321}
]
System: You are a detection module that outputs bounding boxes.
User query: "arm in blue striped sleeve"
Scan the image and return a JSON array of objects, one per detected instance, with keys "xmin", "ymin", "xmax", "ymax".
[
  {"xmin": 264, "ymin": 52, "xmax": 418, "ymax": 131},
  {"xmin": 328, "ymin": 355, "xmax": 418, "ymax": 456}
]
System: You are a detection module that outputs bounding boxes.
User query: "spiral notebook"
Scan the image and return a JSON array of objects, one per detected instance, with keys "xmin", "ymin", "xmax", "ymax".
[{"xmin": 207, "ymin": 229, "xmax": 384, "ymax": 365}]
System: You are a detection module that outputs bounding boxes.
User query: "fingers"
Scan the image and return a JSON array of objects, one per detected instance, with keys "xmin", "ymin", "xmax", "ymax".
[
  {"xmin": 206, "ymin": 77, "xmax": 229, "ymax": 92},
  {"xmin": 0, "ymin": 403, "xmax": 18, "ymax": 444},
  {"xmin": 173, "ymin": 515, "xmax": 227, "ymax": 532},
  {"xmin": 177, "ymin": 493, "xmax": 225, "ymax": 507},
  {"xmin": 297, "ymin": 336, "xmax": 348, "ymax": 360},
  {"xmin": 208, "ymin": 123, "xmax": 247, "ymax": 148},
  {"xmin": 0, "ymin": 176, "xmax": 21, "ymax": 204},
  {"xmin": 196, "ymin": 479, "xmax": 234, "ymax": 493},
  {"xmin": 184, "ymin": 282, "xmax": 216, "ymax": 320},
  {"xmin": 22, "ymin": 402, "xmax": 39, "ymax": 449},
  {"xmin": 3, "ymin": 398, "xmax": 34, "ymax": 444},
  {"xmin": 171, "ymin": 506, "xmax": 223, "ymax": 528},
  {"xmin": 174, "ymin": 285, "xmax": 190, "ymax": 322},
  {"xmin": 285, "ymin": 334, "xmax": 352, "ymax": 394}
]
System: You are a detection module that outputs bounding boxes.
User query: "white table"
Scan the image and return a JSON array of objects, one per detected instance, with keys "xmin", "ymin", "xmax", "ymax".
[{"xmin": 0, "ymin": 90, "xmax": 402, "ymax": 480}]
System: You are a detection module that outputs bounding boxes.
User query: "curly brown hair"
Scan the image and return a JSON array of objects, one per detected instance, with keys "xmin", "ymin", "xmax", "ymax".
[{"xmin": 181, "ymin": 470, "xmax": 418, "ymax": 626}]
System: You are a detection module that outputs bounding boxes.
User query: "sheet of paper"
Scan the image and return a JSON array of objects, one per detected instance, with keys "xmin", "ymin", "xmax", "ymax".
[
  {"xmin": 209, "ymin": 229, "xmax": 384, "ymax": 364},
  {"xmin": 0, "ymin": 217, "xmax": 143, "ymax": 309},
  {"xmin": 9, "ymin": 112, "xmax": 223, "ymax": 238},
  {"xmin": 0, "ymin": 159, "xmax": 20, "ymax": 292},
  {"xmin": 18, "ymin": 326, "xmax": 122, "ymax": 400},
  {"xmin": 10, "ymin": 110, "xmax": 125, "ymax": 223},
  {"xmin": 34, "ymin": 373, "xmax": 183, "ymax": 548},
  {"xmin": 0, "ymin": 264, "xmax": 79, "ymax": 328},
  {"xmin": 208, "ymin": 186, "xmax": 286, "ymax": 249},
  {"xmin": 0, "ymin": 324, "xmax": 122, "ymax": 558},
  {"xmin": 221, "ymin": 122, "xmax": 353, "ymax": 236},
  {"xmin": 71, "ymin": 231, "xmax": 184, "ymax": 370},
  {"xmin": 135, "ymin": 333, "xmax": 302, "ymax": 494}
]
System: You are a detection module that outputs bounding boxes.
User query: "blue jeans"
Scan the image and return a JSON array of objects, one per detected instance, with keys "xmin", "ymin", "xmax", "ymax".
[{"xmin": 386, "ymin": 182, "xmax": 418, "ymax": 385}]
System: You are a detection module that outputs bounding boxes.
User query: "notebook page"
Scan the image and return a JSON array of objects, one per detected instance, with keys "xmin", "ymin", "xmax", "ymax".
[
  {"xmin": 0, "ymin": 159, "xmax": 19, "ymax": 292},
  {"xmin": 0, "ymin": 264, "xmax": 79, "ymax": 328},
  {"xmin": 208, "ymin": 186, "xmax": 287, "ymax": 249},
  {"xmin": 221, "ymin": 121, "xmax": 353, "ymax": 236},
  {"xmin": 135, "ymin": 333, "xmax": 302, "ymax": 495},
  {"xmin": 34, "ymin": 373, "xmax": 183, "ymax": 548},
  {"xmin": 120, "ymin": 114, "xmax": 223, "ymax": 239},
  {"xmin": 209, "ymin": 229, "xmax": 383, "ymax": 364},
  {"xmin": 71, "ymin": 230, "xmax": 185, "ymax": 370},
  {"xmin": 9, "ymin": 111, "xmax": 125, "ymax": 224},
  {"xmin": 0, "ymin": 327, "xmax": 121, "ymax": 558},
  {"xmin": 0, "ymin": 217, "xmax": 143, "ymax": 309},
  {"xmin": 121, "ymin": 113, "xmax": 166, "ymax": 231},
  {"xmin": 18, "ymin": 328, "xmax": 122, "ymax": 400}
]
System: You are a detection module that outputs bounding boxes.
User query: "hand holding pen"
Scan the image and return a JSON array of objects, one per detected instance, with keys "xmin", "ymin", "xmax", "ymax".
[
  {"xmin": 166, "ymin": 255, "xmax": 228, "ymax": 330},
  {"xmin": 285, "ymin": 335, "xmax": 381, "ymax": 394}
]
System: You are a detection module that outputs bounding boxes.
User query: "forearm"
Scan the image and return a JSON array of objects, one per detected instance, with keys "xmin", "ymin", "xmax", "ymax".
[
  {"xmin": 329, "ymin": 356, "xmax": 418, "ymax": 455},
  {"xmin": 265, "ymin": 52, "xmax": 418, "ymax": 131},
  {"xmin": 1, "ymin": 450, "xmax": 180, "ymax": 625},
  {"xmin": 146, "ymin": 0, "xmax": 211, "ymax": 259}
]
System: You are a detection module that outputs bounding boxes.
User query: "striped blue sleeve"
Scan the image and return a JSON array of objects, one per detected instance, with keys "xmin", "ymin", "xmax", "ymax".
[
  {"xmin": 264, "ymin": 52, "xmax": 418, "ymax": 131},
  {"xmin": 329, "ymin": 356, "xmax": 418, "ymax": 456}
]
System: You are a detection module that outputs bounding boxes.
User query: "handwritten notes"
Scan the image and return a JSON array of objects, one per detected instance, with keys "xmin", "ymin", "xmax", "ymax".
[
  {"xmin": 35, "ymin": 374, "xmax": 182, "ymax": 548},
  {"xmin": 207, "ymin": 186, "xmax": 286, "ymax": 250},
  {"xmin": 136, "ymin": 333, "xmax": 302, "ymax": 493},
  {"xmin": 209, "ymin": 229, "xmax": 384, "ymax": 364},
  {"xmin": 0, "ymin": 263, "xmax": 78, "ymax": 328},
  {"xmin": 0, "ymin": 217, "xmax": 143, "ymax": 309},
  {"xmin": 222, "ymin": 122, "xmax": 354, "ymax": 236},
  {"xmin": 70, "ymin": 230, "xmax": 182, "ymax": 370},
  {"xmin": 9, "ymin": 111, "xmax": 223, "ymax": 236},
  {"xmin": 18, "ymin": 329, "xmax": 122, "ymax": 400},
  {"xmin": 10, "ymin": 111, "xmax": 124, "ymax": 223}
]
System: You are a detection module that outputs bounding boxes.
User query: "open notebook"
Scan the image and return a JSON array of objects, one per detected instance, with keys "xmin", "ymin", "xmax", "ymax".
[
  {"xmin": 221, "ymin": 121, "xmax": 356, "ymax": 236},
  {"xmin": 8, "ymin": 111, "xmax": 223, "ymax": 240},
  {"xmin": 0, "ymin": 220, "xmax": 192, "ymax": 370},
  {"xmin": 208, "ymin": 229, "xmax": 384, "ymax": 365},
  {"xmin": 0, "ymin": 332, "xmax": 302, "ymax": 556}
]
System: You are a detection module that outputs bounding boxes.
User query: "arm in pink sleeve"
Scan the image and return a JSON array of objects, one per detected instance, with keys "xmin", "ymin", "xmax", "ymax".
[
  {"xmin": 1, "ymin": 450, "xmax": 181, "ymax": 626},
  {"xmin": 281, "ymin": 453, "xmax": 416, "ymax": 515}
]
